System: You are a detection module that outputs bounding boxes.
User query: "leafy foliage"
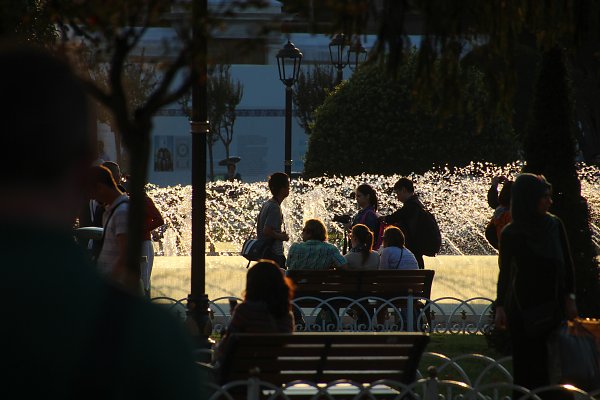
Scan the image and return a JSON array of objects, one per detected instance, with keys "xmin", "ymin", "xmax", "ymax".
[
  {"xmin": 522, "ymin": 47, "xmax": 600, "ymax": 316},
  {"xmin": 304, "ymin": 55, "xmax": 519, "ymax": 177},
  {"xmin": 293, "ymin": 65, "xmax": 336, "ymax": 136},
  {"xmin": 91, "ymin": 50, "xmax": 159, "ymax": 168},
  {"xmin": 179, "ymin": 65, "xmax": 243, "ymax": 181},
  {"xmin": 0, "ymin": 0, "xmax": 57, "ymax": 44},
  {"xmin": 212, "ymin": 65, "xmax": 243, "ymax": 160}
]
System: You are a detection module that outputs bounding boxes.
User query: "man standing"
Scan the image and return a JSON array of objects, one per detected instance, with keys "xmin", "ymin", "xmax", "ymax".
[
  {"xmin": 257, "ymin": 172, "xmax": 290, "ymax": 268},
  {"xmin": 87, "ymin": 165, "xmax": 130, "ymax": 283},
  {"xmin": 0, "ymin": 45, "xmax": 205, "ymax": 399},
  {"xmin": 381, "ymin": 178, "xmax": 431, "ymax": 269}
]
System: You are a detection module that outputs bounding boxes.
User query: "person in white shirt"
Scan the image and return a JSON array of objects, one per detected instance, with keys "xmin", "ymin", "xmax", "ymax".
[
  {"xmin": 87, "ymin": 165, "xmax": 129, "ymax": 283},
  {"xmin": 379, "ymin": 226, "xmax": 419, "ymax": 270},
  {"xmin": 343, "ymin": 224, "xmax": 380, "ymax": 269}
]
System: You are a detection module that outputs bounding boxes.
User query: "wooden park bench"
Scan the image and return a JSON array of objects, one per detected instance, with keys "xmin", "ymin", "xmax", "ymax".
[
  {"xmin": 214, "ymin": 332, "xmax": 430, "ymax": 397},
  {"xmin": 286, "ymin": 269, "xmax": 435, "ymax": 330}
]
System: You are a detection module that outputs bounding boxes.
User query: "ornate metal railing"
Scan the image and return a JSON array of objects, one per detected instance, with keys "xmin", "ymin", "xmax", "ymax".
[
  {"xmin": 151, "ymin": 295, "xmax": 495, "ymax": 334},
  {"xmin": 201, "ymin": 374, "xmax": 600, "ymax": 400},
  {"xmin": 416, "ymin": 352, "xmax": 513, "ymax": 387}
]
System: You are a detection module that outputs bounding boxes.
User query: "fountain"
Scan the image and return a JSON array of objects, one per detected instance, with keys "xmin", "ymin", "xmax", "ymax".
[{"xmin": 147, "ymin": 162, "xmax": 600, "ymax": 301}]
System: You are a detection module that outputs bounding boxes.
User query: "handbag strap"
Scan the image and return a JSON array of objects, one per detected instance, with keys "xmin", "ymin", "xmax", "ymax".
[
  {"xmin": 254, "ymin": 199, "xmax": 286, "ymax": 238},
  {"xmin": 394, "ymin": 248, "xmax": 404, "ymax": 269}
]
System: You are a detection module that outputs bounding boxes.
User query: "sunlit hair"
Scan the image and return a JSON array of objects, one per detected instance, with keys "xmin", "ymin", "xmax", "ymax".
[
  {"xmin": 303, "ymin": 219, "xmax": 327, "ymax": 242},
  {"xmin": 244, "ymin": 260, "xmax": 295, "ymax": 318},
  {"xmin": 383, "ymin": 226, "xmax": 405, "ymax": 248},
  {"xmin": 87, "ymin": 165, "xmax": 120, "ymax": 192},
  {"xmin": 268, "ymin": 172, "xmax": 289, "ymax": 196},
  {"xmin": 356, "ymin": 183, "xmax": 378, "ymax": 210},
  {"xmin": 102, "ymin": 161, "xmax": 121, "ymax": 183},
  {"xmin": 351, "ymin": 224, "xmax": 374, "ymax": 264}
]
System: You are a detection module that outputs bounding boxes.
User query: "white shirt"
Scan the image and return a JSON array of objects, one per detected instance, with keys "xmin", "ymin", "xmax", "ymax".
[
  {"xmin": 97, "ymin": 194, "xmax": 129, "ymax": 276},
  {"xmin": 379, "ymin": 246, "xmax": 419, "ymax": 270}
]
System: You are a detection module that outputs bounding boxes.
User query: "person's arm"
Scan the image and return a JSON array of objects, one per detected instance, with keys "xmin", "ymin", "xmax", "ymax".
[
  {"xmin": 145, "ymin": 195, "xmax": 164, "ymax": 232},
  {"xmin": 488, "ymin": 177, "xmax": 500, "ymax": 209},
  {"xmin": 364, "ymin": 211, "xmax": 379, "ymax": 236},
  {"xmin": 330, "ymin": 245, "xmax": 348, "ymax": 268},
  {"xmin": 263, "ymin": 225, "xmax": 289, "ymax": 241},
  {"xmin": 263, "ymin": 205, "xmax": 289, "ymax": 241},
  {"xmin": 383, "ymin": 209, "xmax": 404, "ymax": 224},
  {"xmin": 558, "ymin": 219, "xmax": 578, "ymax": 319},
  {"xmin": 286, "ymin": 244, "xmax": 298, "ymax": 269}
]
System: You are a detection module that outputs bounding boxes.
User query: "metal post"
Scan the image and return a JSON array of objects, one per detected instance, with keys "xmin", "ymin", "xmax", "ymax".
[
  {"xmin": 187, "ymin": 0, "xmax": 212, "ymax": 351},
  {"xmin": 336, "ymin": 68, "xmax": 343, "ymax": 85},
  {"xmin": 284, "ymin": 85, "xmax": 293, "ymax": 176}
]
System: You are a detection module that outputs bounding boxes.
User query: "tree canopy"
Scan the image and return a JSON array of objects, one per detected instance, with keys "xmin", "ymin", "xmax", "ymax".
[{"xmin": 304, "ymin": 54, "xmax": 519, "ymax": 177}]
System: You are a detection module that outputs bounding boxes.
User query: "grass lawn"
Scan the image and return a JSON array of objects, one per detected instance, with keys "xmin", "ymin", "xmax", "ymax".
[{"xmin": 419, "ymin": 334, "xmax": 512, "ymax": 384}]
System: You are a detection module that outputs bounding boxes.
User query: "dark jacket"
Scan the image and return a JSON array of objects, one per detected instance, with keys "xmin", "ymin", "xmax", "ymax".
[
  {"xmin": 496, "ymin": 214, "xmax": 575, "ymax": 317},
  {"xmin": 383, "ymin": 195, "xmax": 423, "ymax": 254}
]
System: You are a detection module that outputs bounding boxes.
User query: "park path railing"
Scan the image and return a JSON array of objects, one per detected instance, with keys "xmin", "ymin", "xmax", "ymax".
[
  {"xmin": 152, "ymin": 295, "xmax": 495, "ymax": 334},
  {"xmin": 201, "ymin": 371, "xmax": 600, "ymax": 400}
]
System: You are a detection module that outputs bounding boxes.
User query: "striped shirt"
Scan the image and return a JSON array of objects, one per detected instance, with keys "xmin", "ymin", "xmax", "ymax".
[{"xmin": 286, "ymin": 240, "xmax": 347, "ymax": 270}]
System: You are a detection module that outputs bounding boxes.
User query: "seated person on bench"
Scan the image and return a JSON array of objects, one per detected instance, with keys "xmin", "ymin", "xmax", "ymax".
[
  {"xmin": 379, "ymin": 226, "xmax": 419, "ymax": 270},
  {"xmin": 217, "ymin": 260, "xmax": 295, "ymax": 358},
  {"xmin": 343, "ymin": 224, "xmax": 380, "ymax": 269},
  {"xmin": 287, "ymin": 219, "xmax": 347, "ymax": 270}
]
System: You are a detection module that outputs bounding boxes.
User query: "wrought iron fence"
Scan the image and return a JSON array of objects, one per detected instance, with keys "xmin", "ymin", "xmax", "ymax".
[
  {"xmin": 201, "ymin": 375, "xmax": 600, "ymax": 400},
  {"xmin": 151, "ymin": 295, "xmax": 495, "ymax": 334}
]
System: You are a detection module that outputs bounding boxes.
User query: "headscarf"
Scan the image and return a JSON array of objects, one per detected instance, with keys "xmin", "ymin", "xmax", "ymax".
[{"xmin": 509, "ymin": 173, "xmax": 563, "ymax": 262}]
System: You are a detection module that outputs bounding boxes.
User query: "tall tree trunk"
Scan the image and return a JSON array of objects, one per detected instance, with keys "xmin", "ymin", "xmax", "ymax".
[{"xmin": 523, "ymin": 47, "xmax": 600, "ymax": 316}]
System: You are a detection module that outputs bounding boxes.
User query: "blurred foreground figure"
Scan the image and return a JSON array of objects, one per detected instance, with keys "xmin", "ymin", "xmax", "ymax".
[{"xmin": 0, "ymin": 46, "xmax": 205, "ymax": 399}]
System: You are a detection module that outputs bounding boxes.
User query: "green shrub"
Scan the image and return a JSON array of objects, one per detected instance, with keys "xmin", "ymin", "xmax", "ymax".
[{"xmin": 304, "ymin": 55, "xmax": 519, "ymax": 177}]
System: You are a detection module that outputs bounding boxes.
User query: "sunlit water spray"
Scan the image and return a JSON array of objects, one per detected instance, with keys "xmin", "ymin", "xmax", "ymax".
[{"xmin": 148, "ymin": 162, "xmax": 600, "ymax": 257}]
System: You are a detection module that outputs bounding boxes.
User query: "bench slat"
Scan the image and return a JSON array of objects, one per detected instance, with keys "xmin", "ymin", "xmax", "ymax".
[
  {"xmin": 229, "ymin": 359, "xmax": 410, "ymax": 371},
  {"xmin": 219, "ymin": 333, "xmax": 429, "ymax": 386},
  {"xmin": 227, "ymin": 372, "xmax": 412, "ymax": 384},
  {"xmin": 233, "ymin": 346, "xmax": 416, "ymax": 357}
]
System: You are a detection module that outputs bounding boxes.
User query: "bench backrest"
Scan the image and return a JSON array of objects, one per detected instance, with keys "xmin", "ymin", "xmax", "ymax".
[
  {"xmin": 219, "ymin": 332, "xmax": 430, "ymax": 385},
  {"xmin": 287, "ymin": 269, "xmax": 435, "ymax": 299}
]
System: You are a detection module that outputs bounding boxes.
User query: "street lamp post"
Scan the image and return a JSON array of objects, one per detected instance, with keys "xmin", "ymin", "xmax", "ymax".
[
  {"xmin": 276, "ymin": 40, "xmax": 303, "ymax": 176},
  {"xmin": 187, "ymin": 0, "xmax": 212, "ymax": 352},
  {"xmin": 347, "ymin": 37, "xmax": 368, "ymax": 71},
  {"xmin": 329, "ymin": 33, "xmax": 349, "ymax": 85}
]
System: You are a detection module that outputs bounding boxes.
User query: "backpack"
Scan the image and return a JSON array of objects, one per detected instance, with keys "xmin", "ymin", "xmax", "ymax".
[{"xmin": 412, "ymin": 207, "xmax": 442, "ymax": 257}]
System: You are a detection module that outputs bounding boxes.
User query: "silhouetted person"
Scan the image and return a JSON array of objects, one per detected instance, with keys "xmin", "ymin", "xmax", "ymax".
[
  {"xmin": 87, "ymin": 165, "xmax": 130, "ymax": 284},
  {"xmin": 381, "ymin": 179, "xmax": 424, "ymax": 268},
  {"xmin": 256, "ymin": 172, "xmax": 290, "ymax": 268},
  {"xmin": 495, "ymin": 174, "xmax": 577, "ymax": 391},
  {"xmin": 485, "ymin": 176, "xmax": 513, "ymax": 249},
  {"xmin": 0, "ymin": 45, "xmax": 204, "ymax": 399},
  {"xmin": 225, "ymin": 163, "xmax": 241, "ymax": 182}
]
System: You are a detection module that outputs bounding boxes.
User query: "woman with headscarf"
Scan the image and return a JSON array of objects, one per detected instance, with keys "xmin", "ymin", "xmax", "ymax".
[{"xmin": 495, "ymin": 174, "xmax": 577, "ymax": 390}]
